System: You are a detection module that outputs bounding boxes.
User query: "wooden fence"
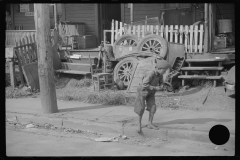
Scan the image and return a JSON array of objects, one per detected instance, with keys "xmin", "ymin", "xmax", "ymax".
[
  {"xmin": 104, "ymin": 20, "xmax": 205, "ymax": 53},
  {"xmin": 6, "ymin": 29, "xmax": 54, "ymax": 47}
]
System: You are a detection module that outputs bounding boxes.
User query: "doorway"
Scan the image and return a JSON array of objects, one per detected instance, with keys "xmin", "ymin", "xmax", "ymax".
[{"xmin": 99, "ymin": 3, "xmax": 121, "ymax": 43}]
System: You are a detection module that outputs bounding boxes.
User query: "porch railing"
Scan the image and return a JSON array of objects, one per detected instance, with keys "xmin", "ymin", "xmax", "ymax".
[{"xmin": 104, "ymin": 20, "xmax": 205, "ymax": 53}]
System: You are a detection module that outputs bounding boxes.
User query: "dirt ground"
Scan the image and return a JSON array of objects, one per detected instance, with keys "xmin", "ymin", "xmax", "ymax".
[{"xmin": 6, "ymin": 61, "xmax": 235, "ymax": 112}]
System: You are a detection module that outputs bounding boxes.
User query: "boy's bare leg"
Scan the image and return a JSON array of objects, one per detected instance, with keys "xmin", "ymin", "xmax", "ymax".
[
  {"xmin": 147, "ymin": 111, "xmax": 159, "ymax": 130},
  {"xmin": 137, "ymin": 114, "xmax": 143, "ymax": 133}
]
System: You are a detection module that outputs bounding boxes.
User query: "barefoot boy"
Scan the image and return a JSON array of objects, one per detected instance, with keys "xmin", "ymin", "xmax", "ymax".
[{"xmin": 134, "ymin": 59, "xmax": 170, "ymax": 133}]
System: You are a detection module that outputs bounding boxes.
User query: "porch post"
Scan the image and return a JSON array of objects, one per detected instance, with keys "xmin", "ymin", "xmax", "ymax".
[
  {"xmin": 204, "ymin": 3, "xmax": 209, "ymax": 53},
  {"xmin": 130, "ymin": 3, "xmax": 133, "ymax": 23}
]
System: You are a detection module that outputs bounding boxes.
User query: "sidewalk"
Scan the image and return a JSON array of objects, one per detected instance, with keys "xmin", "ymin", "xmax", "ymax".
[{"xmin": 6, "ymin": 97, "xmax": 235, "ymax": 146}]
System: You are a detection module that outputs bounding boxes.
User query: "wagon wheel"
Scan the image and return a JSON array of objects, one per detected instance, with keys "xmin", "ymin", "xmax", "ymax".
[
  {"xmin": 113, "ymin": 34, "xmax": 139, "ymax": 56},
  {"xmin": 137, "ymin": 34, "xmax": 168, "ymax": 58},
  {"xmin": 114, "ymin": 57, "xmax": 138, "ymax": 88}
]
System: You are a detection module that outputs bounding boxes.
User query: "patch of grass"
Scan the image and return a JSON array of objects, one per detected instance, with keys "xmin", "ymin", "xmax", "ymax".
[
  {"xmin": 68, "ymin": 78, "xmax": 92, "ymax": 88},
  {"xmin": 6, "ymin": 86, "xmax": 32, "ymax": 98}
]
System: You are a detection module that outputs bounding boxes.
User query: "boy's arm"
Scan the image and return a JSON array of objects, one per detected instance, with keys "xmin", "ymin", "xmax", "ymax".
[{"xmin": 142, "ymin": 71, "xmax": 159, "ymax": 91}]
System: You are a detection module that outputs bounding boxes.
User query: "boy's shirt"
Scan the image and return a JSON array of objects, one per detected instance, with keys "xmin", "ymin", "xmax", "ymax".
[{"xmin": 141, "ymin": 70, "xmax": 164, "ymax": 94}]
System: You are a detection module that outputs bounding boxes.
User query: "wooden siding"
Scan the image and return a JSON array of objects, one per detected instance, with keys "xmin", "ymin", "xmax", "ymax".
[
  {"xmin": 13, "ymin": 4, "xmax": 61, "ymax": 30},
  {"xmin": 13, "ymin": 4, "xmax": 35, "ymax": 30},
  {"xmin": 123, "ymin": 3, "xmax": 191, "ymax": 24},
  {"xmin": 65, "ymin": 4, "xmax": 96, "ymax": 37}
]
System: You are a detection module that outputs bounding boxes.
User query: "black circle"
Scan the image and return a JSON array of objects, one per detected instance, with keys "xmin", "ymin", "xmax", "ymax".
[{"xmin": 209, "ymin": 124, "xmax": 230, "ymax": 145}]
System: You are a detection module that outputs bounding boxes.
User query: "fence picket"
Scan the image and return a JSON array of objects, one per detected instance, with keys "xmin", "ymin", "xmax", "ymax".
[
  {"xmin": 137, "ymin": 25, "xmax": 140, "ymax": 38},
  {"xmin": 174, "ymin": 25, "xmax": 178, "ymax": 43},
  {"xmin": 111, "ymin": 20, "xmax": 114, "ymax": 45},
  {"xmin": 189, "ymin": 25, "xmax": 193, "ymax": 53},
  {"xmin": 199, "ymin": 24, "xmax": 204, "ymax": 53},
  {"xmin": 119, "ymin": 22, "xmax": 123, "ymax": 36},
  {"xmin": 184, "ymin": 25, "xmax": 189, "ymax": 53},
  {"xmin": 170, "ymin": 25, "xmax": 173, "ymax": 42},
  {"xmin": 165, "ymin": 25, "xmax": 169, "ymax": 41},
  {"xmin": 141, "ymin": 25, "xmax": 145, "ymax": 37},
  {"xmin": 156, "ymin": 25, "xmax": 159, "ymax": 35},
  {"xmin": 194, "ymin": 25, "xmax": 198, "ymax": 53},
  {"xmin": 115, "ymin": 20, "xmax": 118, "ymax": 40},
  {"xmin": 133, "ymin": 25, "xmax": 136, "ymax": 36},
  {"xmin": 179, "ymin": 25, "xmax": 183, "ymax": 44},
  {"xmin": 160, "ymin": 25, "xmax": 164, "ymax": 38},
  {"xmin": 150, "ymin": 25, "xmax": 153, "ymax": 33}
]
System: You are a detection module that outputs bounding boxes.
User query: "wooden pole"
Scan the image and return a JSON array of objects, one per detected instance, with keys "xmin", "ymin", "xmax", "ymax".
[
  {"xmin": 34, "ymin": 4, "xmax": 58, "ymax": 114},
  {"xmin": 204, "ymin": 3, "xmax": 209, "ymax": 53},
  {"xmin": 54, "ymin": 4, "xmax": 58, "ymax": 31}
]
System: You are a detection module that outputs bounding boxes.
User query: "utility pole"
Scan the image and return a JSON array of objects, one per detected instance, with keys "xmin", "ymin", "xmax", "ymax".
[{"xmin": 34, "ymin": 4, "xmax": 58, "ymax": 114}]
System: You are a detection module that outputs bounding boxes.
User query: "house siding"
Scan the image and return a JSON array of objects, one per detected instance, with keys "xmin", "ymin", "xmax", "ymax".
[
  {"xmin": 123, "ymin": 3, "xmax": 191, "ymax": 24},
  {"xmin": 65, "ymin": 3, "xmax": 96, "ymax": 37}
]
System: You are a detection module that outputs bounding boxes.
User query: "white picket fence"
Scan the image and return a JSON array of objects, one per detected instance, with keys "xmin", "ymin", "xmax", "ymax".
[{"xmin": 104, "ymin": 20, "xmax": 205, "ymax": 53}]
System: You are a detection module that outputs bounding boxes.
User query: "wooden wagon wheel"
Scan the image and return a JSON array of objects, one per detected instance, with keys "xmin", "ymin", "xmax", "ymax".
[
  {"xmin": 114, "ymin": 57, "xmax": 138, "ymax": 87},
  {"xmin": 113, "ymin": 34, "xmax": 139, "ymax": 56},
  {"xmin": 137, "ymin": 34, "xmax": 168, "ymax": 58}
]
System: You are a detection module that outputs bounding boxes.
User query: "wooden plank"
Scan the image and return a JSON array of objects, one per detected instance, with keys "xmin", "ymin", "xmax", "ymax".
[
  {"xmin": 128, "ymin": 24, "xmax": 131, "ymax": 34},
  {"xmin": 22, "ymin": 62, "xmax": 40, "ymax": 90},
  {"xmin": 61, "ymin": 62, "xmax": 92, "ymax": 72},
  {"xmin": 199, "ymin": 25, "xmax": 204, "ymax": 53},
  {"xmin": 115, "ymin": 20, "xmax": 118, "ymax": 40},
  {"xmin": 127, "ymin": 62, "xmax": 138, "ymax": 92},
  {"xmin": 174, "ymin": 25, "xmax": 178, "ymax": 43},
  {"xmin": 119, "ymin": 22, "xmax": 123, "ymax": 36},
  {"xmin": 150, "ymin": 25, "xmax": 153, "ymax": 33},
  {"xmin": 194, "ymin": 25, "xmax": 198, "ymax": 53},
  {"xmin": 178, "ymin": 75, "xmax": 223, "ymax": 79},
  {"xmin": 132, "ymin": 25, "xmax": 136, "ymax": 36},
  {"xmin": 179, "ymin": 25, "xmax": 183, "ymax": 44},
  {"xmin": 111, "ymin": 20, "xmax": 114, "ymax": 45},
  {"xmin": 141, "ymin": 25, "xmax": 145, "ymax": 37},
  {"xmin": 55, "ymin": 69, "xmax": 91, "ymax": 75},
  {"xmin": 189, "ymin": 25, "xmax": 193, "ymax": 53},
  {"xmin": 186, "ymin": 58, "xmax": 226, "ymax": 62},
  {"xmin": 181, "ymin": 67, "xmax": 223, "ymax": 70},
  {"xmin": 165, "ymin": 25, "xmax": 168, "ymax": 41},
  {"xmin": 137, "ymin": 25, "xmax": 140, "ymax": 38},
  {"xmin": 156, "ymin": 25, "xmax": 159, "ymax": 35},
  {"xmin": 184, "ymin": 25, "xmax": 189, "ymax": 53},
  {"xmin": 170, "ymin": 25, "xmax": 173, "ymax": 42}
]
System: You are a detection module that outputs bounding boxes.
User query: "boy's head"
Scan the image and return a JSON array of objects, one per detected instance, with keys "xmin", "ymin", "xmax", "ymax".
[{"xmin": 155, "ymin": 59, "xmax": 171, "ymax": 75}]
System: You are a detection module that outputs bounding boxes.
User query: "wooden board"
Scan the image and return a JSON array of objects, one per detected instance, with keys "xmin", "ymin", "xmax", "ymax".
[
  {"xmin": 128, "ymin": 57, "xmax": 156, "ymax": 93},
  {"xmin": 55, "ymin": 69, "xmax": 91, "ymax": 75},
  {"xmin": 186, "ymin": 58, "xmax": 226, "ymax": 62},
  {"xmin": 167, "ymin": 42, "xmax": 185, "ymax": 66},
  {"xmin": 22, "ymin": 62, "xmax": 40, "ymax": 90},
  {"xmin": 181, "ymin": 67, "xmax": 223, "ymax": 70},
  {"xmin": 178, "ymin": 75, "xmax": 223, "ymax": 79}
]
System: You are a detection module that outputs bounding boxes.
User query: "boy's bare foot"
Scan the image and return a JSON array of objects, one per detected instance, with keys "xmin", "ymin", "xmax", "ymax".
[{"xmin": 147, "ymin": 123, "xmax": 159, "ymax": 130}]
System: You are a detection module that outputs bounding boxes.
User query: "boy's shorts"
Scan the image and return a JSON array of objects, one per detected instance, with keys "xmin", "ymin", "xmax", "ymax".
[{"xmin": 134, "ymin": 90, "xmax": 156, "ymax": 116}]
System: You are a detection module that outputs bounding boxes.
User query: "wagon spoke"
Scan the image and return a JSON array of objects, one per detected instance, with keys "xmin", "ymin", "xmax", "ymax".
[
  {"xmin": 152, "ymin": 40, "xmax": 156, "ymax": 46},
  {"xmin": 144, "ymin": 42, "xmax": 150, "ymax": 48},
  {"xmin": 154, "ymin": 42, "xmax": 160, "ymax": 47},
  {"xmin": 149, "ymin": 40, "xmax": 152, "ymax": 46}
]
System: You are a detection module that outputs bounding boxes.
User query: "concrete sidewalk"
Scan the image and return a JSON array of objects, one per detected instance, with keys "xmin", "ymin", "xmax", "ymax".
[{"xmin": 6, "ymin": 97, "xmax": 235, "ymax": 146}]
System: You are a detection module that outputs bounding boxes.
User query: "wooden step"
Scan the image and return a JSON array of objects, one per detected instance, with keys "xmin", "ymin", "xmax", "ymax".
[
  {"xmin": 55, "ymin": 69, "xmax": 91, "ymax": 75},
  {"xmin": 66, "ymin": 55, "xmax": 98, "ymax": 64},
  {"xmin": 61, "ymin": 62, "xmax": 94, "ymax": 72},
  {"xmin": 178, "ymin": 75, "xmax": 223, "ymax": 79},
  {"xmin": 69, "ymin": 50, "xmax": 99, "ymax": 57},
  {"xmin": 186, "ymin": 58, "xmax": 226, "ymax": 62},
  {"xmin": 181, "ymin": 67, "xmax": 223, "ymax": 70}
]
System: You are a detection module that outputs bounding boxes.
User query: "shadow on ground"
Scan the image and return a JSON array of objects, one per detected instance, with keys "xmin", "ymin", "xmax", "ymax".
[
  {"xmin": 58, "ymin": 105, "xmax": 117, "ymax": 112},
  {"xmin": 156, "ymin": 118, "xmax": 232, "ymax": 125}
]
